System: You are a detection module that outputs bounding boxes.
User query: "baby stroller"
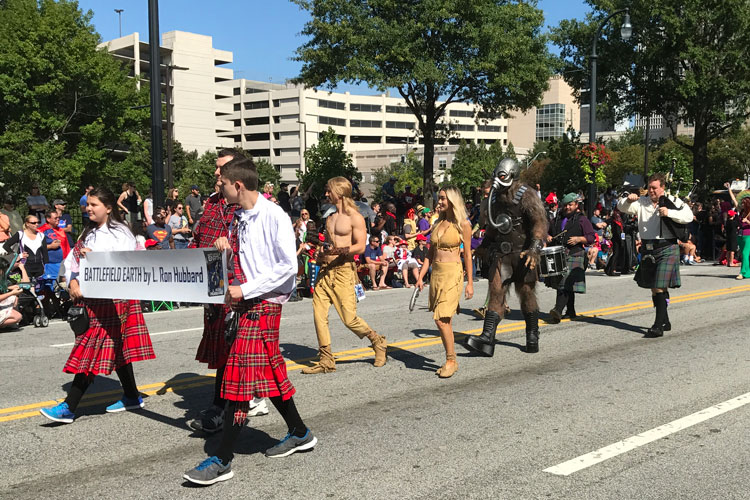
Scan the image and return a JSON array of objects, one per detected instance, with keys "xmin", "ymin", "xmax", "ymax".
[{"xmin": 2, "ymin": 252, "xmax": 51, "ymax": 328}]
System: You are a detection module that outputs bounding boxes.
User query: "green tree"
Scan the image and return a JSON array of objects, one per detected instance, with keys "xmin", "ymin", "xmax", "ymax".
[
  {"xmin": 255, "ymin": 158, "xmax": 282, "ymax": 191},
  {"xmin": 292, "ymin": 0, "xmax": 554, "ymax": 207},
  {"xmin": 707, "ymin": 126, "xmax": 750, "ymax": 188},
  {"xmin": 0, "ymin": 0, "xmax": 147, "ymax": 203},
  {"xmin": 173, "ymin": 148, "xmax": 219, "ymax": 199},
  {"xmin": 606, "ymin": 143, "xmax": 645, "ymax": 188},
  {"xmin": 540, "ymin": 134, "xmax": 587, "ymax": 195},
  {"xmin": 447, "ymin": 140, "xmax": 502, "ymax": 199},
  {"xmin": 371, "ymin": 152, "xmax": 424, "ymax": 202},
  {"xmin": 553, "ymin": 0, "xmax": 750, "ymax": 185},
  {"xmin": 650, "ymin": 138, "xmax": 693, "ymax": 196},
  {"xmin": 297, "ymin": 128, "xmax": 360, "ymax": 198}
]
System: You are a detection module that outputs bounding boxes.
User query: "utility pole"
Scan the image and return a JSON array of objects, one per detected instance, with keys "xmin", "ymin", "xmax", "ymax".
[
  {"xmin": 147, "ymin": 0, "xmax": 164, "ymax": 209},
  {"xmin": 114, "ymin": 9, "xmax": 123, "ymax": 37}
]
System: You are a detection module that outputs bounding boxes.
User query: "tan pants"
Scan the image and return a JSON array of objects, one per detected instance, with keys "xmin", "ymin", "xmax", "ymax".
[{"xmin": 313, "ymin": 261, "xmax": 372, "ymax": 346}]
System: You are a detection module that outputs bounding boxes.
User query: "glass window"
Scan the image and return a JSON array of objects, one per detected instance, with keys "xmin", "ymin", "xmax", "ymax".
[
  {"xmin": 318, "ymin": 99, "xmax": 346, "ymax": 110},
  {"xmin": 351, "ymin": 103, "xmax": 381, "ymax": 112},
  {"xmin": 386, "ymin": 121, "xmax": 415, "ymax": 129}
]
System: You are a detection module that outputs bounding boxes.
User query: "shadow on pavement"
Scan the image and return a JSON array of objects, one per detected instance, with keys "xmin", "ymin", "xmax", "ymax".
[
  {"xmin": 386, "ymin": 345, "xmax": 441, "ymax": 372},
  {"xmin": 156, "ymin": 372, "xmax": 215, "ymax": 422},
  {"xmin": 571, "ymin": 315, "xmax": 647, "ymax": 335},
  {"xmin": 280, "ymin": 342, "xmax": 318, "ymax": 360}
]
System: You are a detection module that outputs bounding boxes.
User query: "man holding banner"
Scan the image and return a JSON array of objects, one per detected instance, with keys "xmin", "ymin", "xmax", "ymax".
[
  {"xmin": 187, "ymin": 149, "xmax": 270, "ymax": 435},
  {"xmin": 184, "ymin": 156, "xmax": 316, "ymax": 486}
]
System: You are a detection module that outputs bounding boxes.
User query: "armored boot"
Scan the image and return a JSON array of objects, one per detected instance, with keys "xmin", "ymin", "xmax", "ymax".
[
  {"xmin": 466, "ymin": 310, "xmax": 501, "ymax": 357},
  {"xmin": 524, "ymin": 310, "xmax": 540, "ymax": 353},
  {"xmin": 647, "ymin": 292, "xmax": 668, "ymax": 337},
  {"xmin": 366, "ymin": 332, "xmax": 387, "ymax": 367},
  {"xmin": 301, "ymin": 345, "xmax": 336, "ymax": 374}
]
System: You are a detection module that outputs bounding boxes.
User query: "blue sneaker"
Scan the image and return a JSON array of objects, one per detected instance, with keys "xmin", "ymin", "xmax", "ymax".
[
  {"xmin": 183, "ymin": 456, "xmax": 233, "ymax": 485},
  {"xmin": 40, "ymin": 402, "xmax": 75, "ymax": 424},
  {"xmin": 265, "ymin": 429, "xmax": 318, "ymax": 458},
  {"xmin": 105, "ymin": 396, "xmax": 144, "ymax": 413}
]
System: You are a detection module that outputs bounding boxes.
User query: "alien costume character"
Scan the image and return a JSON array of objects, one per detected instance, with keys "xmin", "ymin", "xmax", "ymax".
[{"xmin": 467, "ymin": 158, "xmax": 548, "ymax": 356}]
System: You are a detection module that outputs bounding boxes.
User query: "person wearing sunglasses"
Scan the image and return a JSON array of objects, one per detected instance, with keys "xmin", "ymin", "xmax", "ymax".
[{"xmin": 2, "ymin": 215, "xmax": 48, "ymax": 279}]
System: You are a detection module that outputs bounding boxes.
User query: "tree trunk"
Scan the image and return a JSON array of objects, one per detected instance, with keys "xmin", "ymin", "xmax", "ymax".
[
  {"xmin": 422, "ymin": 134, "xmax": 435, "ymax": 209},
  {"xmin": 692, "ymin": 125, "xmax": 708, "ymax": 187}
]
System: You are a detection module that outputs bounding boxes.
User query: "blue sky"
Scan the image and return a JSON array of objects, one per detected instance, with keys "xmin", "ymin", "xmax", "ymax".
[{"xmin": 78, "ymin": 0, "xmax": 590, "ymax": 91}]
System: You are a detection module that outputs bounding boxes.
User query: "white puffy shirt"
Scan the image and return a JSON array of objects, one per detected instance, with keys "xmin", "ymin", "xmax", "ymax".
[
  {"xmin": 64, "ymin": 222, "xmax": 136, "ymax": 282},
  {"xmin": 617, "ymin": 194, "xmax": 693, "ymax": 240},
  {"xmin": 231, "ymin": 194, "xmax": 297, "ymax": 304}
]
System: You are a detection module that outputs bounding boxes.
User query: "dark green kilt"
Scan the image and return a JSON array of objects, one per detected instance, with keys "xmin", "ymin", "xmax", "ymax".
[
  {"xmin": 635, "ymin": 243, "xmax": 681, "ymax": 289},
  {"xmin": 545, "ymin": 250, "xmax": 586, "ymax": 294}
]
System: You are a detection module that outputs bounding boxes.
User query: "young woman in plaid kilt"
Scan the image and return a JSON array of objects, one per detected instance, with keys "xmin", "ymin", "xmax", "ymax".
[
  {"xmin": 546, "ymin": 193, "xmax": 596, "ymax": 323},
  {"xmin": 618, "ymin": 173, "xmax": 693, "ymax": 337},
  {"xmin": 40, "ymin": 188, "xmax": 154, "ymax": 424},
  {"xmin": 184, "ymin": 156, "xmax": 316, "ymax": 486}
]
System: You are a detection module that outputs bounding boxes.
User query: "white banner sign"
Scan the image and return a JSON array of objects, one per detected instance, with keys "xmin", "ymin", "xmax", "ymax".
[{"xmin": 79, "ymin": 249, "xmax": 227, "ymax": 303}]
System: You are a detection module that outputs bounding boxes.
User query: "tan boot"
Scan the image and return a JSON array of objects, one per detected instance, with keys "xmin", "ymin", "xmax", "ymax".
[
  {"xmin": 366, "ymin": 332, "xmax": 387, "ymax": 367},
  {"xmin": 301, "ymin": 345, "xmax": 336, "ymax": 374}
]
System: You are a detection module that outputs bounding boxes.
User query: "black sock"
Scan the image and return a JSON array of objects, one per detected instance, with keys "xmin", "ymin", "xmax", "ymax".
[
  {"xmin": 115, "ymin": 363, "xmax": 139, "ymax": 399},
  {"xmin": 213, "ymin": 365, "xmax": 226, "ymax": 409},
  {"xmin": 215, "ymin": 401, "xmax": 242, "ymax": 465},
  {"xmin": 566, "ymin": 293, "xmax": 576, "ymax": 314},
  {"xmin": 653, "ymin": 292, "xmax": 668, "ymax": 327},
  {"xmin": 554, "ymin": 291, "xmax": 568, "ymax": 312},
  {"xmin": 269, "ymin": 396, "xmax": 307, "ymax": 437},
  {"xmin": 64, "ymin": 373, "xmax": 92, "ymax": 412}
]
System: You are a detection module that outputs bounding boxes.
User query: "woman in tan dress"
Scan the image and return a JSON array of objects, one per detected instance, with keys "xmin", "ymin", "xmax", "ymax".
[{"xmin": 416, "ymin": 187, "xmax": 474, "ymax": 378}]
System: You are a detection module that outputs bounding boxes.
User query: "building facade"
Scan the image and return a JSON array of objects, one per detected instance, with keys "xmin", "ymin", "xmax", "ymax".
[
  {"xmin": 218, "ymin": 79, "xmax": 511, "ymax": 184},
  {"xmin": 507, "ymin": 75, "xmax": 581, "ymax": 153},
  {"xmin": 100, "ymin": 31, "xmax": 235, "ymax": 154}
]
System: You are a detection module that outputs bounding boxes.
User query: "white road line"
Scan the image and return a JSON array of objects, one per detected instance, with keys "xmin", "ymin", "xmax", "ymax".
[
  {"xmin": 50, "ymin": 327, "xmax": 203, "ymax": 348},
  {"xmin": 544, "ymin": 391, "xmax": 750, "ymax": 476}
]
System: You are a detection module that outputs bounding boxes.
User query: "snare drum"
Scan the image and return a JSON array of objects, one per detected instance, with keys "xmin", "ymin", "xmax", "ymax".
[{"xmin": 539, "ymin": 245, "xmax": 568, "ymax": 278}]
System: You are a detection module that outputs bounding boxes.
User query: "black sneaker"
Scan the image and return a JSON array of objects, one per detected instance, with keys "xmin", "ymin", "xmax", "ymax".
[
  {"xmin": 265, "ymin": 429, "xmax": 317, "ymax": 458},
  {"xmin": 189, "ymin": 405, "xmax": 224, "ymax": 434},
  {"xmin": 183, "ymin": 456, "xmax": 233, "ymax": 485}
]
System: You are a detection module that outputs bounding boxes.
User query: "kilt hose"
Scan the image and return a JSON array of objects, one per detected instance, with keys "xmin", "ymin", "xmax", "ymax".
[
  {"xmin": 221, "ymin": 300, "xmax": 295, "ymax": 405},
  {"xmin": 545, "ymin": 250, "xmax": 587, "ymax": 294},
  {"xmin": 195, "ymin": 304, "xmax": 230, "ymax": 369},
  {"xmin": 636, "ymin": 243, "xmax": 681, "ymax": 289},
  {"xmin": 64, "ymin": 299, "xmax": 154, "ymax": 376}
]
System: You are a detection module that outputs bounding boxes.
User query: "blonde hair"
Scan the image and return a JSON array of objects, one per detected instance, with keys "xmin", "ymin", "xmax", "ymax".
[
  {"xmin": 435, "ymin": 186, "xmax": 468, "ymax": 232},
  {"xmin": 326, "ymin": 177, "xmax": 357, "ymax": 215}
]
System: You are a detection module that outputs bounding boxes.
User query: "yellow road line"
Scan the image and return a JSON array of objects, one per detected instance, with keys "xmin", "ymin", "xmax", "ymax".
[{"xmin": 2, "ymin": 283, "xmax": 747, "ymax": 423}]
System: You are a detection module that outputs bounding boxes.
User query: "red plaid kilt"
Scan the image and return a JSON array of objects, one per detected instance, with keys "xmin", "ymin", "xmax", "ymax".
[
  {"xmin": 221, "ymin": 300, "xmax": 295, "ymax": 402},
  {"xmin": 195, "ymin": 304, "xmax": 230, "ymax": 369},
  {"xmin": 64, "ymin": 299, "xmax": 155, "ymax": 376}
]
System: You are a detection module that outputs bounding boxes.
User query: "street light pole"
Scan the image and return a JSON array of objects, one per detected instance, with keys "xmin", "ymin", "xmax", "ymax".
[
  {"xmin": 114, "ymin": 9, "xmax": 123, "ymax": 37},
  {"xmin": 526, "ymin": 151, "xmax": 547, "ymax": 168},
  {"xmin": 147, "ymin": 0, "xmax": 164, "ymax": 209},
  {"xmin": 588, "ymin": 8, "xmax": 632, "ymax": 217}
]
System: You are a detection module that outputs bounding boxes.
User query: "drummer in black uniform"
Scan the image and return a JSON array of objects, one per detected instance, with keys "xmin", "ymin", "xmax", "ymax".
[
  {"xmin": 617, "ymin": 173, "xmax": 693, "ymax": 337},
  {"xmin": 546, "ymin": 193, "xmax": 596, "ymax": 323}
]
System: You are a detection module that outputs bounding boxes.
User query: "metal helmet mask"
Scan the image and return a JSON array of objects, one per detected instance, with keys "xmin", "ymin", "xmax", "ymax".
[{"xmin": 492, "ymin": 158, "xmax": 520, "ymax": 191}]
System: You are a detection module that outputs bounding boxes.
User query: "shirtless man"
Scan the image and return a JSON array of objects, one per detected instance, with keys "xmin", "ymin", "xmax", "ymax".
[{"xmin": 302, "ymin": 177, "xmax": 387, "ymax": 374}]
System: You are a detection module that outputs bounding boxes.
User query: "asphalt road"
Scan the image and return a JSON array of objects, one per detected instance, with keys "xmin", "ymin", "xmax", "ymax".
[{"xmin": 0, "ymin": 263, "xmax": 748, "ymax": 499}]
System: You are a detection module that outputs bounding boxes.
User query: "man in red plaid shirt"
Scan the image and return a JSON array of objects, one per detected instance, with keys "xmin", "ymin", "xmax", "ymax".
[{"xmin": 188, "ymin": 149, "xmax": 269, "ymax": 435}]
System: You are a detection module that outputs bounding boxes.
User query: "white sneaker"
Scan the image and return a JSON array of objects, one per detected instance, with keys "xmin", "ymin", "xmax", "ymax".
[{"xmin": 248, "ymin": 398, "xmax": 269, "ymax": 417}]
